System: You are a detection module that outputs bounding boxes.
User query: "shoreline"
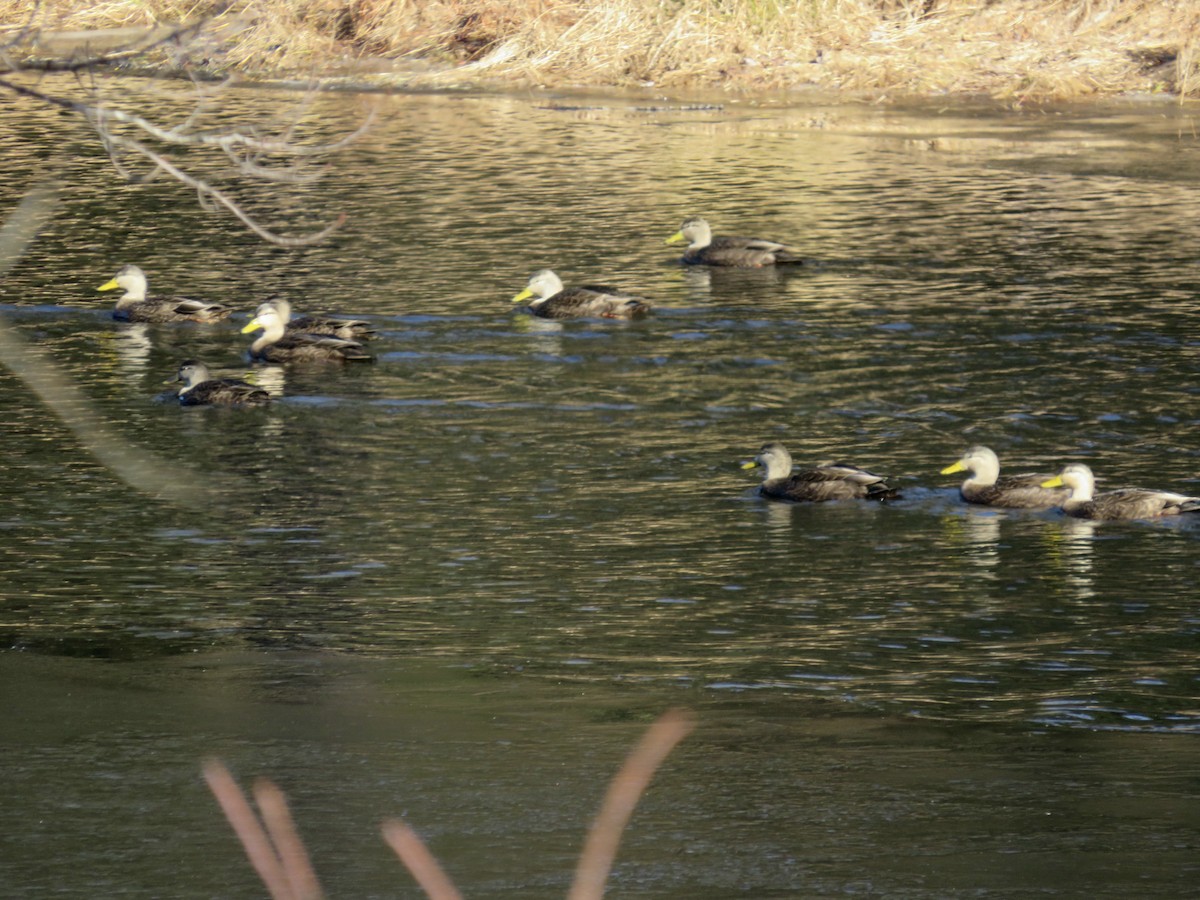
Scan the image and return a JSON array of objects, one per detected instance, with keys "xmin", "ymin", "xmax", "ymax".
[{"xmin": 4, "ymin": 1, "xmax": 1198, "ymax": 104}]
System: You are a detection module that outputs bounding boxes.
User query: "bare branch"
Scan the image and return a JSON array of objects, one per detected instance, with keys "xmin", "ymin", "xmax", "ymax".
[
  {"xmin": 202, "ymin": 760, "xmax": 304, "ymax": 900},
  {"xmin": 0, "ymin": 186, "xmax": 221, "ymax": 506},
  {"xmin": 101, "ymin": 129, "xmax": 346, "ymax": 245},
  {"xmin": 0, "ymin": 74, "xmax": 374, "ymax": 157},
  {"xmin": 0, "ymin": 0, "xmax": 43, "ymax": 56},
  {"xmin": 0, "ymin": 180, "xmax": 55, "ymax": 279},
  {"xmin": 253, "ymin": 778, "xmax": 324, "ymax": 900},
  {"xmin": 380, "ymin": 820, "xmax": 465, "ymax": 900},
  {"xmin": 568, "ymin": 709, "xmax": 696, "ymax": 900},
  {"xmin": 0, "ymin": 32, "xmax": 372, "ymax": 247},
  {"xmin": 1, "ymin": 20, "xmax": 210, "ymax": 75}
]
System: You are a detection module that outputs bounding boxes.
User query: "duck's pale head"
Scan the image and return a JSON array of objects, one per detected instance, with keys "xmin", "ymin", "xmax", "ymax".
[
  {"xmin": 171, "ymin": 359, "xmax": 212, "ymax": 392},
  {"xmin": 241, "ymin": 302, "xmax": 286, "ymax": 342},
  {"xmin": 1041, "ymin": 463, "xmax": 1094, "ymax": 498},
  {"xmin": 512, "ymin": 269, "xmax": 563, "ymax": 306},
  {"xmin": 97, "ymin": 264, "xmax": 148, "ymax": 300},
  {"xmin": 941, "ymin": 445, "xmax": 999, "ymax": 480},
  {"xmin": 742, "ymin": 441, "xmax": 793, "ymax": 480},
  {"xmin": 665, "ymin": 217, "xmax": 711, "ymax": 248}
]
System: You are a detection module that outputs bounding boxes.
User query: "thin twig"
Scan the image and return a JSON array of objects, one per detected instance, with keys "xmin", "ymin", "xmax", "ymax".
[
  {"xmin": 101, "ymin": 130, "xmax": 345, "ymax": 246},
  {"xmin": 380, "ymin": 819, "xmax": 465, "ymax": 900},
  {"xmin": 4, "ymin": 20, "xmax": 209, "ymax": 74},
  {"xmin": 254, "ymin": 778, "xmax": 324, "ymax": 900},
  {"xmin": 202, "ymin": 761, "xmax": 297, "ymax": 900},
  {"xmin": 0, "ymin": 0, "xmax": 43, "ymax": 56},
  {"xmin": 0, "ymin": 75, "xmax": 375, "ymax": 156},
  {"xmin": 568, "ymin": 709, "xmax": 696, "ymax": 900}
]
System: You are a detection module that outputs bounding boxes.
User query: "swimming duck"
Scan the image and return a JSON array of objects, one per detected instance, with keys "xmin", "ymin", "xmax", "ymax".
[
  {"xmin": 170, "ymin": 360, "xmax": 271, "ymax": 407},
  {"xmin": 742, "ymin": 442, "xmax": 899, "ymax": 503},
  {"xmin": 941, "ymin": 445, "xmax": 1068, "ymax": 509},
  {"xmin": 665, "ymin": 217, "xmax": 803, "ymax": 267},
  {"xmin": 241, "ymin": 302, "xmax": 373, "ymax": 364},
  {"xmin": 272, "ymin": 298, "xmax": 376, "ymax": 340},
  {"xmin": 96, "ymin": 265, "xmax": 231, "ymax": 323},
  {"xmin": 511, "ymin": 270, "xmax": 652, "ymax": 320},
  {"xmin": 1040, "ymin": 463, "xmax": 1200, "ymax": 520}
]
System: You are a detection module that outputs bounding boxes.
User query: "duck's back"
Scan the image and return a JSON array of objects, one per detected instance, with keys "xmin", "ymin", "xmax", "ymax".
[
  {"xmin": 535, "ymin": 285, "xmax": 651, "ymax": 320},
  {"xmin": 119, "ymin": 296, "xmax": 232, "ymax": 324}
]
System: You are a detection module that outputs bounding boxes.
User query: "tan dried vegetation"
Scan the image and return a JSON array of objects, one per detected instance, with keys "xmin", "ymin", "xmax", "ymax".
[{"xmin": 5, "ymin": 0, "xmax": 1200, "ymax": 100}]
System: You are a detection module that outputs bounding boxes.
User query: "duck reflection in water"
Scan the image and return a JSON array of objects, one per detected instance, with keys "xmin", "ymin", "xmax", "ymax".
[
  {"xmin": 1042, "ymin": 517, "xmax": 1097, "ymax": 600},
  {"xmin": 961, "ymin": 509, "xmax": 1003, "ymax": 580},
  {"xmin": 112, "ymin": 322, "xmax": 153, "ymax": 374}
]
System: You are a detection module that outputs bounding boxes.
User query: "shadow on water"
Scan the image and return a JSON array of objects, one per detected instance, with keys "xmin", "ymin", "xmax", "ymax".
[{"xmin": 1, "ymin": 81, "xmax": 1199, "ymax": 896}]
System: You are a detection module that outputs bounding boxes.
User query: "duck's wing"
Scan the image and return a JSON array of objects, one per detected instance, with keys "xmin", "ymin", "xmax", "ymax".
[
  {"xmin": 690, "ymin": 239, "xmax": 802, "ymax": 267},
  {"xmin": 289, "ymin": 314, "xmax": 376, "ymax": 340},
  {"xmin": 767, "ymin": 464, "xmax": 897, "ymax": 502},
  {"xmin": 965, "ymin": 473, "xmax": 1067, "ymax": 508},
  {"xmin": 1083, "ymin": 488, "xmax": 1200, "ymax": 520},
  {"xmin": 170, "ymin": 297, "xmax": 232, "ymax": 322},
  {"xmin": 710, "ymin": 235, "xmax": 788, "ymax": 253},
  {"xmin": 119, "ymin": 297, "xmax": 220, "ymax": 323},
  {"xmin": 535, "ymin": 286, "xmax": 652, "ymax": 320},
  {"xmin": 816, "ymin": 462, "xmax": 890, "ymax": 485},
  {"xmin": 181, "ymin": 379, "xmax": 271, "ymax": 406},
  {"xmin": 269, "ymin": 331, "xmax": 373, "ymax": 362}
]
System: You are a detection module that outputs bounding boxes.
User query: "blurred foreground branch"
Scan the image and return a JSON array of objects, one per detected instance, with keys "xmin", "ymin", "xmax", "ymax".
[
  {"xmin": 0, "ymin": 6, "xmax": 370, "ymax": 246},
  {"xmin": 205, "ymin": 709, "xmax": 697, "ymax": 898},
  {"xmin": 0, "ymin": 184, "xmax": 215, "ymax": 506}
]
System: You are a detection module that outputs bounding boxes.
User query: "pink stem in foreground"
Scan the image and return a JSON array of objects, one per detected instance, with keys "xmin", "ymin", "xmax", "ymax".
[
  {"xmin": 567, "ymin": 709, "xmax": 697, "ymax": 900},
  {"xmin": 381, "ymin": 819, "xmax": 465, "ymax": 900},
  {"xmin": 254, "ymin": 778, "xmax": 324, "ymax": 900},
  {"xmin": 202, "ymin": 760, "xmax": 295, "ymax": 900}
]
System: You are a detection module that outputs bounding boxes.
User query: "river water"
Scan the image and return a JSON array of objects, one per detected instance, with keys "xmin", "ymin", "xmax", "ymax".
[{"xmin": 0, "ymin": 76, "xmax": 1198, "ymax": 896}]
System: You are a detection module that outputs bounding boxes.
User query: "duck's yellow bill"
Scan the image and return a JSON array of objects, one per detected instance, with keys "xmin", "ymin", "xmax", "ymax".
[
  {"xmin": 940, "ymin": 461, "xmax": 967, "ymax": 475},
  {"xmin": 97, "ymin": 278, "xmax": 119, "ymax": 291},
  {"xmin": 664, "ymin": 231, "xmax": 685, "ymax": 245},
  {"xmin": 740, "ymin": 460, "xmax": 758, "ymax": 470},
  {"xmin": 1040, "ymin": 475, "xmax": 1065, "ymax": 488},
  {"xmin": 240, "ymin": 319, "xmax": 264, "ymax": 334},
  {"xmin": 512, "ymin": 288, "xmax": 534, "ymax": 304}
]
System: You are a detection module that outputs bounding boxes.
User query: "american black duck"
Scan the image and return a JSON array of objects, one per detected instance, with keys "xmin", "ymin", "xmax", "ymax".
[
  {"xmin": 941, "ymin": 445, "xmax": 1068, "ymax": 509},
  {"xmin": 96, "ymin": 265, "xmax": 231, "ymax": 323},
  {"xmin": 1040, "ymin": 463, "xmax": 1200, "ymax": 520},
  {"xmin": 512, "ymin": 270, "xmax": 652, "ymax": 319},
  {"xmin": 170, "ymin": 360, "xmax": 271, "ymax": 407},
  {"xmin": 665, "ymin": 217, "xmax": 802, "ymax": 267},
  {"xmin": 742, "ymin": 442, "xmax": 899, "ymax": 503},
  {"xmin": 241, "ymin": 301, "xmax": 373, "ymax": 364}
]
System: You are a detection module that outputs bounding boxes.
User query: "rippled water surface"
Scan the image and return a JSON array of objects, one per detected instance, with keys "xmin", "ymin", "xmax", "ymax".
[{"xmin": 1, "ymin": 78, "xmax": 1199, "ymax": 897}]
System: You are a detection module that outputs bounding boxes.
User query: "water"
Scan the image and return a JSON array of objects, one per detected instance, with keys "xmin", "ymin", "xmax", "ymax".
[{"xmin": 1, "ymin": 76, "xmax": 1198, "ymax": 896}]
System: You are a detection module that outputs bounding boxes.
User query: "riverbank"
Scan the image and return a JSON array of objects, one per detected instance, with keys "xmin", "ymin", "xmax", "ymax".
[{"xmin": 5, "ymin": 0, "xmax": 1198, "ymax": 102}]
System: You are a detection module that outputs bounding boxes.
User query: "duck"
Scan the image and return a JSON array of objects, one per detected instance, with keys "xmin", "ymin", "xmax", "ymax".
[
  {"xmin": 96, "ymin": 265, "xmax": 231, "ymax": 323},
  {"xmin": 241, "ymin": 301, "xmax": 373, "ymax": 364},
  {"xmin": 742, "ymin": 442, "xmax": 899, "ymax": 503},
  {"xmin": 940, "ymin": 445, "xmax": 1068, "ymax": 509},
  {"xmin": 272, "ymin": 298, "xmax": 376, "ymax": 340},
  {"xmin": 511, "ymin": 270, "xmax": 652, "ymax": 320},
  {"xmin": 1040, "ymin": 463, "xmax": 1200, "ymax": 520},
  {"xmin": 170, "ymin": 360, "xmax": 271, "ymax": 407},
  {"xmin": 664, "ymin": 217, "xmax": 803, "ymax": 267}
]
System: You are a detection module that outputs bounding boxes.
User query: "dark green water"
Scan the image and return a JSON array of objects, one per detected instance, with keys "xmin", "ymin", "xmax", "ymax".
[{"xmin": 0, "ymin": 77, "xmax": 1198, "ymax": 896}]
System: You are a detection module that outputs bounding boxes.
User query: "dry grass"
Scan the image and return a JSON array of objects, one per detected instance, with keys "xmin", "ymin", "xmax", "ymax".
[{"xmin": 3, "ymin": 0, "xmax": 1198, "ymax": 100}]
